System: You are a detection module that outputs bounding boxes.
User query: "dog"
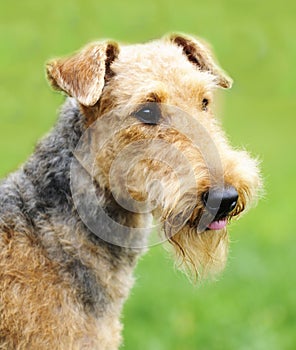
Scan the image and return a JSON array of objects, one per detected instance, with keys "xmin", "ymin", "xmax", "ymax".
[{"xmin": 0, "ymin": 33, "xmax": 261, "ymax": 349}]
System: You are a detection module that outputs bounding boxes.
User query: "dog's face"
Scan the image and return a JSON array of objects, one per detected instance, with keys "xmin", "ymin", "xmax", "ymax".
[{"xmin": 47, "ymin": 34, "xmax": 262, "ymax": 279}]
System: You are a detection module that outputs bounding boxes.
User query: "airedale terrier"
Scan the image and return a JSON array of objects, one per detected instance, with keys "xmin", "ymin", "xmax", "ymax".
[{"xmin": 0, "ymin": 33, "xmax": 261, "ymax": 349}]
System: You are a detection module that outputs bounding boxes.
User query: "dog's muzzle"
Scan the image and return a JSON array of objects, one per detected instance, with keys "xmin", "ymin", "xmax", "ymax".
[{"xmin": 202, "ymin": 186, "xmax": 238, "ymax": 230}]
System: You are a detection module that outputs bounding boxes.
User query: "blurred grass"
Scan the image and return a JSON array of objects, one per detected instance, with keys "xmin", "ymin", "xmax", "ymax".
[{"xmin": 0, "ymin": 0, "xmax": 295, "ymax": 349}]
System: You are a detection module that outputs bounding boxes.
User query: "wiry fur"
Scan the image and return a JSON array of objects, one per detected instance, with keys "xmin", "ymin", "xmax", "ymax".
[{"xmin": 0, "ymin": 34, "xmax": 261, "ymax": 349}]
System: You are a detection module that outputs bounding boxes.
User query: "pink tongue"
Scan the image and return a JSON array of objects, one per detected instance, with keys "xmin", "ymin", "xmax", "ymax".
[{"xmin": 207, "ymin": 218, "xmax": 227, "ymax": 230}]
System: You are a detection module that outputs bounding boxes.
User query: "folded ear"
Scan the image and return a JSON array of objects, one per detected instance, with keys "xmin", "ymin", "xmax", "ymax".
[
  {"xmin": 46, "ymin": 41, "xmax": 119, "ymax": 106},
  {"xmin": 167, "ymin": 33, "xmax": 232, "ymax": 89}
]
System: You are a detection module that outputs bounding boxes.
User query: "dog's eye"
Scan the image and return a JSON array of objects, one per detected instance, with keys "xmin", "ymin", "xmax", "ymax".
[
  {"xmin": 201, "ymin": 98, "xmax": 209, "ymax": 111},
  {"xmin": 134, "ymin": 103, "xmax": 161, "ymax": 125}
]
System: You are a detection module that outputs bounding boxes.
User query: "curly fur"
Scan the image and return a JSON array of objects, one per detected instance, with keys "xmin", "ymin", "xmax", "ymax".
[{"xmin": 0, "ymin": 34, "xmax": 262, "ymax": 349}]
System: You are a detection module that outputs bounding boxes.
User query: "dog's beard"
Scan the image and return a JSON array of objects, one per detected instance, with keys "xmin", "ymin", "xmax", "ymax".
[
  {"xmin": 161, "ymin": 204, "xmax": 229, "ymax": 281},
  {"xmin": 166, "ymin": 224, "xmax": 229, "ymax": 281},
  {"xmin": 159, "ymin": 190, "xmax": 249, "ymax": 281}
]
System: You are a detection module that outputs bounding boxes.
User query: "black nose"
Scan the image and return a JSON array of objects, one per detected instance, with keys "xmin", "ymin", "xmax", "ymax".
[{"xmin": 202, "ymin": 186, "xmax": 238, "ymax": 219}]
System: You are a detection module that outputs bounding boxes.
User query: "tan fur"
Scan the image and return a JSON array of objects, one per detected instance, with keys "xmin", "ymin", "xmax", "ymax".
[
  {"xmin": 47, "ymin": 41, "xmax": 119, "ymax": 107},
  {"xmin": 0, "ymin": 33, "xmax": 262, "ymax": 349},
  {"xmin": 80, "ymin": 38, "xmax": 261, "ymax": 278},
  {"xmin": 0, "ymin": 227, "xmax": 127, "ymax": 350}
]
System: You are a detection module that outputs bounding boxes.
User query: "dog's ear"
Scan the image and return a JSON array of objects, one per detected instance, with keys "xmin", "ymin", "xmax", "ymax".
[
  {"xmin": 46, "ymin": 41, "xmax": 119, "ymax": 106},
  {"xmin": 167, "ymin": 33, "xmax": 232, "ymax": 89}
]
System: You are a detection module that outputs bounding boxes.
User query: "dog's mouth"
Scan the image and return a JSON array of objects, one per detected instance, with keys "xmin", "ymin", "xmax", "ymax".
[
  {"xmin": 186, "ymin": 204, "xmax": 237, "ymax": 233},
  {"xmin": 186, "ymin": 211, "xmax": 229, "ymax": 233},
  {"xmin": 164, "ymin": 190, "xmax": 243, "ymax": 236},
  {"xmin": 206, "ymin": 217, "xmax": 228, "ymax": 231},
  {"xmin": 195, "ymin": 186, "xmax": 242, "ymax": 232}
]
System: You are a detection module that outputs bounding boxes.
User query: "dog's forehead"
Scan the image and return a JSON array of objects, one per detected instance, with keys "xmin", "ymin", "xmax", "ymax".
[
  {"xmin": 119, "ymin": 40, "xmax": 188, "ymax": 65},
  {"xmin": 114, "ymin": 40, "xmax": 197, "ymax": 76},
  {"xmin": 111, "ymin": 40, "xmax": 215, "ymax": 95}
]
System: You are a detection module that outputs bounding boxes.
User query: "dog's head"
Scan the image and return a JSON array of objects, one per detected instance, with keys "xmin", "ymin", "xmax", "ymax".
[{"xmin": 47, "ymin": 34, "xmax": 262, "ymax": 279}]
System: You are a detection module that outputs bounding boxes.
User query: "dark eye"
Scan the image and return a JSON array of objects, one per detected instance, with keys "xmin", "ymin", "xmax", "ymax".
[
  {"xmin": 134, "ymin": 103, "xmax": 161, "ymax": 125},
  {"xmin": 202, "ymin": 98, "xmax": 209, "ymax": 111}
]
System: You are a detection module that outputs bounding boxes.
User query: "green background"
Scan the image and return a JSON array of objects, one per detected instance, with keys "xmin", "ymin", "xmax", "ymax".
[{"xmin": 0, "ymin": 0, "xmax": 295, "ymax": 349}]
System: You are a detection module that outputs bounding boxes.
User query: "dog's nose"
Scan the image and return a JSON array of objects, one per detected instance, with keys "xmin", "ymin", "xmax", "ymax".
[{"xmin": 202, "ymin": 186, "xmax": 238, "ymax": 219}]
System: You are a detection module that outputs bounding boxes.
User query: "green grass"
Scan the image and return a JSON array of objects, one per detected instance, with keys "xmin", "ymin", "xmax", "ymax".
[{"xmin": 0, "ymin": 0, "xmax": 295, "ymax": 349}]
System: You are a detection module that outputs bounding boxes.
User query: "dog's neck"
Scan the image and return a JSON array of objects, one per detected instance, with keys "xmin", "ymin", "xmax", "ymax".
[
  {"xmin": 23, "ymin": 97, "xmax": 150, "ymax": 243},
  {"xmin": 23, "ymin": 98, "xmax": 83, "ymax": 205}
]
